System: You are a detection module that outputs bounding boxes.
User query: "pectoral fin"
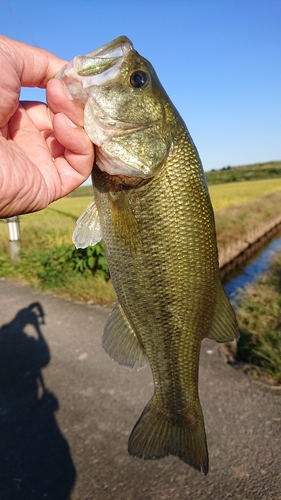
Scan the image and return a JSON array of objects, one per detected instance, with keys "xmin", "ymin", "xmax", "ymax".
[
  {"xmin": 103, "ymin": 302, "xmax": 147, "ymax": 370},
  {"xmin": 109, "ymin": 191, "xmax": 142, "ymax": 253},
  {"xmin": 207, "ymin": 282, "xmax": 240, "ymax": 343},
  {"xmin": 72, "ymin": 198, "xmax": 103, "ymax": 249}
]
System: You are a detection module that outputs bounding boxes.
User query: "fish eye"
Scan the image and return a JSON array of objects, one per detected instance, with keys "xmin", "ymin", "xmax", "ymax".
[{"xmin": 130, "ymin": 71, "xmax": 149, "ymax": 89}]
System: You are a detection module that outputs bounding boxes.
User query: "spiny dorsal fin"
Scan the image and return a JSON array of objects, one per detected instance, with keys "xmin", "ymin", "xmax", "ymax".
[
  {"xmin": 72, "ymin": 198, "xmax": 102, "ymax": 249},
  {"xmin": 103, "ymin": 302, "xmax": 148, "ymax": 370},
  {"xmin": 207, "ymin": 282, "xmax": 240, "ymax": 343}
]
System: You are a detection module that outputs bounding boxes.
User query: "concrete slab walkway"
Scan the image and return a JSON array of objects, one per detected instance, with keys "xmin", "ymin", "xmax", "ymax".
[{"xmin": 0, "ymin": 279, "xmax": 280, "ymax": 500}]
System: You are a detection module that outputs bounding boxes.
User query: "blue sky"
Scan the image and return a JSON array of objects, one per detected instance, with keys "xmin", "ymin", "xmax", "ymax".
[{"xmin": 1, "ymin": 0, "xmax": 280, "ymax": 171}]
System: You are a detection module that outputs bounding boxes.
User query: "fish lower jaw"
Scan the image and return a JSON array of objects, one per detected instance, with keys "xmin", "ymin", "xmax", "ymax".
[{"xmin": 95, "ymin": 147, "xmax": 152, "ymax": 178}]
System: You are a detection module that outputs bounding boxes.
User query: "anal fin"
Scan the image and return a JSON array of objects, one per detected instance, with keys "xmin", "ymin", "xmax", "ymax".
[
  {"xmin": 207, "ymin": 282, "xmax": 240, "ymax": 343},
  {"xmin": 103, "ymin": 302, "xmax": 147, "ymax": 370}
]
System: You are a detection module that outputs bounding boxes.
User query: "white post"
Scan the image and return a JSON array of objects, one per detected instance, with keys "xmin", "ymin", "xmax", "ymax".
[{"xmin": 7, "ymin": 216, "xmax": 21, "ymax": 260}]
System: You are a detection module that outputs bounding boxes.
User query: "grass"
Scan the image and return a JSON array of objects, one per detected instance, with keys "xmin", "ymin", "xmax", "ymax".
[
  {"xmin": 0, "ymin": 196, "xmax": 116, "ymax": 305},
  {"xmin": 2, "ymin": 180, "xmax": 281, "ymax": 288},
  {"xmin": 205, "ymin": 160, "xmax": 281, "ymax": 185},
  {"xmin": 235, "ymin": 251, "xmax": 281, "ymax": 383},
  {"xmin": 1, "ymin": 178, "xmax": 281, "ymax": 382},
  {"xmin": 0, "ymin": 196, "xmax": 92, "ymax": 251}
]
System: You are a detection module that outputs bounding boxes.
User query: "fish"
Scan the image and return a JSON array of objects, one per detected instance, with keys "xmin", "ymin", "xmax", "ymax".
[{"xmin": 56, "ymin": 36, "xmax": 239, "ymax": 475}]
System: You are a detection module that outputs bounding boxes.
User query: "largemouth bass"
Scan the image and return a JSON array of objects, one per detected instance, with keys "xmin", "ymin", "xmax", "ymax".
[{"xmin": 56, "ymin": 36, "xmax": 239, "ymax": 474}]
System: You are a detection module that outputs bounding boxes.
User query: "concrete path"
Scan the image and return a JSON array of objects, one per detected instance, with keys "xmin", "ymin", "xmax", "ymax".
[{"xmin": 0, "ymin": 279, "xmax": 280, "ymax": 500}]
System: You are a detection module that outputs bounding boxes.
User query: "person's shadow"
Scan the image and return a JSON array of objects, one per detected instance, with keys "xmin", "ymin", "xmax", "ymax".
[{"xmin": 0, "ymin": 302, "xmax": 76, "ymax": 500}]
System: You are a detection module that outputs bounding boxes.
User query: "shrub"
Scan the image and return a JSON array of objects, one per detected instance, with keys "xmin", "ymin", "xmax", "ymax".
[{"xmin": 19, "ymin": 242, "xmax": 110, "ymax": 290}]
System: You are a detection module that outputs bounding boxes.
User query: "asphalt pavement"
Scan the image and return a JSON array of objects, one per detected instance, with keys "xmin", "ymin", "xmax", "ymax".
[{"xmin": 0, "ymin": 278, "xmax": 280, "ymax": 500}]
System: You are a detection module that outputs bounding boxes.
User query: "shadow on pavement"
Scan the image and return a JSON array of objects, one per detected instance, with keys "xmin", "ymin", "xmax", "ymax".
[{"xmin": 0, "ymin": 302, "xmax": 76, "ymax": 500}]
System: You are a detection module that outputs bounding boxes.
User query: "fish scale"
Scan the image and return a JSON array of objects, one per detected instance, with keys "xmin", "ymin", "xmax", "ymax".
[
  {"xmin": 93, "ymin": 125, "xmax": 218, "ymax": 473},
  {"xmin": 58, "ymin": 35, "xmax": 240, "ymax": 474}
]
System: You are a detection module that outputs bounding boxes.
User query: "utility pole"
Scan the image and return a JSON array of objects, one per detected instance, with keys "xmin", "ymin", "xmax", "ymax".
[{"xmin": 7, "ymin": 216, "xmax": 21, "ymax": 260}]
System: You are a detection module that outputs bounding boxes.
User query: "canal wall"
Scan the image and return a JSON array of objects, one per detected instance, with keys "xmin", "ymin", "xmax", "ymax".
[{"xmin": 219, "ymin": 212, "xmax": 281, "ymax": 281}]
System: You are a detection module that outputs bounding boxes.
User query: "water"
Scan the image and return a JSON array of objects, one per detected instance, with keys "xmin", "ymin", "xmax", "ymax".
[{"xmin": 224, "ymin": 234, "xmax": 281, "ymax": 302}]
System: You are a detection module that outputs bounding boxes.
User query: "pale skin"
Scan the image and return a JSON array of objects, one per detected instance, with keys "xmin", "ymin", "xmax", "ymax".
[{"xmin": 0, "ymin": 35, "xmax": 95, "ymax": 218}]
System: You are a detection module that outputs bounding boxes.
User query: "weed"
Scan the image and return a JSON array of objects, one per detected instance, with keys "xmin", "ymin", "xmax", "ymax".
[{"xmin": 235, "ymin": 254, "xmax": 281, "ymax": 383}]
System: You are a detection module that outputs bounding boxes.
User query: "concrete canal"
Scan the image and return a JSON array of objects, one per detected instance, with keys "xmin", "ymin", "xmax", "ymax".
[{"xmin": 222, "ymin": 231, "xmax": 281, "ymax": 301}]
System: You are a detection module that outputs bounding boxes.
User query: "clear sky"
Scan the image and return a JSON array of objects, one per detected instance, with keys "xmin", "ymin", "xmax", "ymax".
[{"xmin": 1, "ymin": 0, "xmax": 280, "ymax": 171}]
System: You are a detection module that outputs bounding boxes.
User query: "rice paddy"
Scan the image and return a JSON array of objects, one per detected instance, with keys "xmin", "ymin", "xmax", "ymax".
[{"xmin": 209, "ymin": 177, "xmax": 281, "ymax": 211}]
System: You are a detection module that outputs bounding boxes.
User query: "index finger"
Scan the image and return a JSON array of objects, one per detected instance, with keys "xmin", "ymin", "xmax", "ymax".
[{"xmin": 0, "ymin": 35, "xmax": 66, "ymax": 88}]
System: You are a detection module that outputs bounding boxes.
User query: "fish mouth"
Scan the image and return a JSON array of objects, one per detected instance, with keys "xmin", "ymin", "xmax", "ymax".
[
  {"xmin": 55, "ymin": 35, "xmax": 153, "ymax": 146},
  {"xmin": 81, "ymin": 35, "xmax": 133, "ymax": 69},
  {"xmin": 55, "ymin": 36, "xmax": 133, "ymax": 90},
  {"xmin": 55, "ymin": 36, "xmax": 161, "ymax": 179}
]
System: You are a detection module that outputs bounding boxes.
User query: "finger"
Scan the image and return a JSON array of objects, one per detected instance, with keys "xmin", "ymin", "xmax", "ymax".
[
  {"xmin": 14, "ymin": 102, "xmax": 65, "ymax": 158},
  {"xmin": 21, "ymin": 101, "xmax": 54, "ymax": 131},
  {"xmin": 53, "ymin": 112, "xmax": 94, "ymax": 169},
  {"xmin": 9, "ymin": 105, "xmax": 57, "ymax": 174},
  {"xmin": 43, "ymin": 112, "xmax": 95, "ymax": 198},
  {"xmin": 19, "ymin": 100, "xmax": 94, "ymax": 175},
  {"xmin": 0, "ymin": 35, "xmax": 66, "ymax": 88},
  {"xmin": 9, "ymin": 103, "xmax": 94, "ymax": 199},
  {"xmin": 22, "ymin": 80, "xmax": 85, "ymax": 136},
  {"xmin": 47, "ymin": 79, "xmax": 85, "ymax": 127}
]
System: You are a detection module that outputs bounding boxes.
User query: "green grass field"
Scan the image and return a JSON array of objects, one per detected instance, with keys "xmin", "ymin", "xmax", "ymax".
[{"xmin": 1, "ymin": 178, "xmax": 281, "ymax": 382}]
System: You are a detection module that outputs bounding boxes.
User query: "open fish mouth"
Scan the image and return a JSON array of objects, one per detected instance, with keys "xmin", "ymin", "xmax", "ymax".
[
  {"xmin": 55, "ymin": 35, "xmax": 170, "ymax": 178},
  {"xmin": 55, "ymin": 36, "xmax": 133, "ymax": 93},
  {"xmin": 55, "ymin": 36, "xmax": 148, "ymax": 144}
]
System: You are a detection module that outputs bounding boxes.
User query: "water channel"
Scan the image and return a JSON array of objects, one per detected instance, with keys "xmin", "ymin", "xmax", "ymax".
[{"xmin": 223, "ymin": 233, "xmax": 281, "ymax": 302}]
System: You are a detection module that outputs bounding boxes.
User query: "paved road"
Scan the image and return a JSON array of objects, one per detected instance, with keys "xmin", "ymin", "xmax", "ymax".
[{"xmin": 0, "ymin": 279, "xmax": 280, "ymax": 500}]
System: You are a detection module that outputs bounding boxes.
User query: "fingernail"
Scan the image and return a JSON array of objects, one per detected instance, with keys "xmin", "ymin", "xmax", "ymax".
[
  {"xmin": 62, "ymin": 82, "xmax": 73, "ymax": 101},
  {"xmin": 62, "ymin": 114, "xmax": 77, "ymax": 128}
]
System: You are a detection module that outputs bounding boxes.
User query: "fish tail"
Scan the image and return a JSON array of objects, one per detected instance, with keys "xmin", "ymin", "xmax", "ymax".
[{"xmin": 128, "ymin": 397, "xmax": 209, "ymax": 475}]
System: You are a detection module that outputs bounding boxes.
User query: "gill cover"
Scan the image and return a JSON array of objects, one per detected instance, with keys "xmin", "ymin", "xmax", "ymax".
[{"xmin": 55, "ymin": 36, "xmax": 172, "ymax": 179}]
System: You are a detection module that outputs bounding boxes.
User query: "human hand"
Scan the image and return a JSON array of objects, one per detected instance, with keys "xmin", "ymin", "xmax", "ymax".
[{"xmin": 0, "ymin": 35, "xmax": 94, "ymax": 218}]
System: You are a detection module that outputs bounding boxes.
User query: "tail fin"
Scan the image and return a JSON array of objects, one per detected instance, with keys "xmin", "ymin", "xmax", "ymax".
[{"xmin": 128, "ymin": 397, "xmax": 209, "ymax": 475}]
